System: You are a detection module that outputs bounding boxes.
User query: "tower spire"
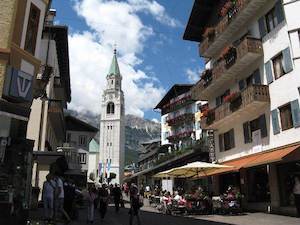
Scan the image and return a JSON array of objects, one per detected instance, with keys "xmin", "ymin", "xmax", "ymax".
[{"xmin": 108, "ymin": 47, "xmax": 120, "ymax": 76}]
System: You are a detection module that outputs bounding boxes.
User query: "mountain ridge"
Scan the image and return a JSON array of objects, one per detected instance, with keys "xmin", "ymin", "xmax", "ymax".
[{"xmin": 67, "ymin": 110, "xmax": 161, "ymax": 165}]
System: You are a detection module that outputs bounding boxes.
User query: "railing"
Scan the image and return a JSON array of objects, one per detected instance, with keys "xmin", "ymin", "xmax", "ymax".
[
  {"xmin": 201, "ymin": 85, "xmax": 269, "ymax": 128},
  {"xmin": 200, "ymin": 0, "xmax": 250, "ymax": 56},
  {"xmin": 167, "ymin": 130, "xmax": 195, "ymax": 142},
  {"xmin": 166, "ymin": 113, "xmax": 195, "ymax": 126},
  {"xmin": 193, "ymin": 37, "xmax": 262, "ymax": 98},
  {"xmin": 161, "ymin": 94, "xmax": 194, "ymax": 115}
]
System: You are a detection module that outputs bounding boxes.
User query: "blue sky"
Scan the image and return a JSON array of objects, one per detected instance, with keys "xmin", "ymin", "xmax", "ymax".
[{"xmin": 52, "ymin": 0, "xmax": 204, "ymax": 121}]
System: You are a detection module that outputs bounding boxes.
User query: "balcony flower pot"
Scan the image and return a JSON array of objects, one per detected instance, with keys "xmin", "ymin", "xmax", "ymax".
[
  {"xmin": 220, "ymin": 1, "xmax": 233, "ymax": 17},
  {"xmin": 223, "ymin": 92, "xmax": 238, "ymax": 103}
]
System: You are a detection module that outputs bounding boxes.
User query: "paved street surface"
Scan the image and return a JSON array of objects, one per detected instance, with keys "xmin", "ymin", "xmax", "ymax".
[{"xmin": 63, "ymin": 204, "xmax": 300, "ymax": 225}]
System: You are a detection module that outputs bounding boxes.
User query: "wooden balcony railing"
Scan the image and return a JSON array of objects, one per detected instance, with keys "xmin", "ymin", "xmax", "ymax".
[
  {"xmin": 162, "ymin": 95, "xmax": 194, "ymax": 115},
  {"xmin": 192, "ymin": 37, "xmax": 262, "ymax": 100},
  {"xmin": 166, "ymin": 113, "xmax": 195, "ymax": 126},
  {"xmin": 201, "ymin": 85, "xmax": 269, "ymax": 129},
  {"xmin": 199, "ymin": 0, "xmax": 269, "ymax": 58}
]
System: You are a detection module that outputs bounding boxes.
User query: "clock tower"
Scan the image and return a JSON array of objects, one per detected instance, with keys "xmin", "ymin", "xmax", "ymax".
[{"xmin": 98, "ymin": 49, "xmax": 125, "ymax": 184}]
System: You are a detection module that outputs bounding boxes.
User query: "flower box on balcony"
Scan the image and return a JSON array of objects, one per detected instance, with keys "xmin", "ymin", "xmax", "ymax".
[{"xmin": 223, "ymin": 92, "xmax": 239, "ymax": 103}]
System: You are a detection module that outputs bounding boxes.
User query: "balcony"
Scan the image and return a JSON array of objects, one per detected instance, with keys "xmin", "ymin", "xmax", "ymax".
[
  {"xmin": 200, "ymin": 85, "xmax": 270, "ymax": 130},
  {"xmin": 200, "ymin": 0, "xmax": 268, "ymax": 58},
  {"xmin": 48, "ymin": 100, "xmax": 65, "ymax": 140},
  {"xmin": 167, "ymin": 130, "xmax": 195, "ymax": 142},
  {"xmin": 192, "ymin": 37, "xmax": 262, "ymax": 100},
  {"xmin": 166, "ymin": 113, "xmax": 195, "ymax": 126},
  {"xmin": 161, "ymin": 94, "xmax": 194, "ymax": 115}
]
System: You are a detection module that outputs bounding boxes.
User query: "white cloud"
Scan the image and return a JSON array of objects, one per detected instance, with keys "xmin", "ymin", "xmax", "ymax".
[
  {"xmin": 68, "ymin": 0, "xmax": 178, "ymax": 117},
  {"xmin": 151, "ymin": 118, "xmax": 159, "ymax": 123},
  {"xmin": 186, "ymin": 68, "xmax": 202, "ymax": 83}
]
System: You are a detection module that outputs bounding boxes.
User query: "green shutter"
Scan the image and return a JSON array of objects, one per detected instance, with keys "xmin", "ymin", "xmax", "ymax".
[
  {"xmin": 291, "ymin": 99, "xmax": 300, "ymax": 128},
  {"xmin": 271, "ymin": 109, "xmax": 280, "ymax": 135},
  {"xmin": 259, "ymin": 114, "xmax": 268, "ymax": 138},
  {"xmin": 282, "ymin": 47, "xmax": 293, "ymax": 73},
  {"xmin": 243, "ymin": 121, "xmax": 251, "ymax": 143},
  {"xmin": 253, "ymin": 69, "xmax": 261, "ymax": 84},
  {"xmin": 258, "ymin": 16, "xmax": 267, "ymax": 38},
  {"xmin": 275, "ymin": 0, "xmax": 285, "ymax": 24},
  {"xmin": 265, "ymin": 61, "xmax": 273, "ymax": 84}
]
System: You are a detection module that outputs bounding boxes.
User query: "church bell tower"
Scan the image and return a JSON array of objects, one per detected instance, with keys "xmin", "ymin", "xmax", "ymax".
[{"xmin": 98, "ymin": 49, "xmax": 125, "ymax": 184}]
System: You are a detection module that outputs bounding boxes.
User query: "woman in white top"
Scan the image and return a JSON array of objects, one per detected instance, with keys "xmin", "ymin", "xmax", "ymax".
[{"xmin": 293, "ymin": 176, "xmax": 300, "ymax": 217}]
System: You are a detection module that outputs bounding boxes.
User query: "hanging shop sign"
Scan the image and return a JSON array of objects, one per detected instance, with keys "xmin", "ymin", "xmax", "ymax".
[{"xmin": 3, "ymin": 66, "xmax": 33, "ymax": 102}]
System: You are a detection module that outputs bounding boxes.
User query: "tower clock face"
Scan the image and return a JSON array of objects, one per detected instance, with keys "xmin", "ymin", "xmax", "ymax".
[{"xmin": 109, "ymin": 94, "xmax": 113, "ymax": 100}]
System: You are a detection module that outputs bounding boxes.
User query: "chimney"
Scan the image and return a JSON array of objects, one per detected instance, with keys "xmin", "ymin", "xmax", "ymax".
[{"xmin": 45, "ymin": 9, "xmax": 56, "ymax": 25}]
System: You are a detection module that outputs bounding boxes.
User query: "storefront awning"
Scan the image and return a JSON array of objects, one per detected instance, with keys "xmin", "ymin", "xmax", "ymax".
[
  {"xmin": 205, "ymin": 154, "xmax": 260, "ymax": 176},
  {"xmin": 244, "ymin": 144, "xmax": 300, "ymax": 168},
  {"xmin": 204, "ymin": 143, "xmax": 300, "ymax": 177}
]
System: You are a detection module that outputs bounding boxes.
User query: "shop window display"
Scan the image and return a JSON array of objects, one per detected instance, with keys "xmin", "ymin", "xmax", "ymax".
[
  {"xmin": 247, "ymin": 166, "xmax": 270, "ymax": 202},
  {"xmin": 277, "ymin": 161, "xmax": 300, "ymax": 206}
]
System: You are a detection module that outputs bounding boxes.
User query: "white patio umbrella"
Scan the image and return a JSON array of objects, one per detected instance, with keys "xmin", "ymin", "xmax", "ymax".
[
  {"xmin": 166, "ymin": 161, "xmax": 232, "ymax": 179},
  {"xmin": 153, "ymin": 169, "xmax": 174, "ymax": 178}
]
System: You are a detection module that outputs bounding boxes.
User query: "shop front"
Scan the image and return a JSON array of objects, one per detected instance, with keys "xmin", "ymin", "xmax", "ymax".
[{"xmin": 208, "ymin": 143, "xmax": 300, "ymax": 216}]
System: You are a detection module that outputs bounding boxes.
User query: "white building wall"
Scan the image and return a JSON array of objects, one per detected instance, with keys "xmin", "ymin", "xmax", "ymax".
[
  {"xmin": 209, "ymin": 0, "xmax": 300, "ymax": 162},
  {"xmin": 88, "ymin": 153, "xmax": 98, "ymax": 178}
]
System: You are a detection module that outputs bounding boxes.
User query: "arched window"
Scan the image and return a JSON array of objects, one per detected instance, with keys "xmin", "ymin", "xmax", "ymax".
[{"xmin": 107, "ymin": 102, "xmax": 115, "ymax": 114}]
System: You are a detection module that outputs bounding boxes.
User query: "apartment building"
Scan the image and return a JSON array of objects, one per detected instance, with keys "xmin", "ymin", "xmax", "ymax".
[
  {"xmin": 65, "ymin": 115, "xmax": 98, "ymax": 176},
  {"xmin": 0, "ymin": 0, "xmax": 51, "ymax": 221},
  {"xmin": 126, "ymin": 85, "xmax": 209, "ymax": 190},
  {"xmin": 184, "ymin": 0, "xmax": 300, "ymax": 216}
]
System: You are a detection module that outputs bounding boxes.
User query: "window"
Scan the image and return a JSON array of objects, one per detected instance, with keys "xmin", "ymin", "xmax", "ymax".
[
  {"xmin": 219, "ymin": 129, "xmax": 235, "ymax": 151},
  {"xmin": 279, "ymin": 103, "xmax": 293, "ymax": 131},
  {"xmin": 243, "ymin": 114, "xmax": 268, "ymax": 143},
  {"xmin": 79, "ymin": 135, "xmax": 87, "ymax": 146},
  {"xmin": 272, "ymin": 53, "xmax": 285, "ymax": 79},
  {"xmin": 258, "ymin": 1, "xmax": 285, "ymax": 38},
  {"xmin": 111, "ymin": 80, "xmax": 113, "ymax": 85},
  {"xmin": 67, "ymin": 133, "xmax": 71, "ymax": 142},
  {"xmin": 24, "ymin": 3, "xmax": 40, "ymax": 55},
  {"xmin": 79, "ymin": 153, "xmax": 86, "ymax": 164},
  {"xmin": 107, "ymin": 102, "xmax": 115, "ymax": 114},
  {"xmin": 265, "ymin": 7, "xmax": 278, "ymax": 33},
  {"xmin": 110, "ymin": 126, "xmax": 113, "ymax": 130}
]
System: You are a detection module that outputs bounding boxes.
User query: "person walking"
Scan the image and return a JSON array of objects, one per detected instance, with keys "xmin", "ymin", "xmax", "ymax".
[
  {"xmin": 42, "ymin": 174, "xmax": 55, "ymax": 222},
  {"xmin": 293, "ymin": 175, "xmax": 300, "ymax": 217},
  {"xmin": 86, "ymin": 185, "xmax": 97, "ymax": 224},
  {"xmin": 54, "ymin": 174, "xmax": 65, "ymax": 221},
  {"xmin": 98, "ymin": 184, "xmax": 109, "ymax": 219},
  {"xmin": 112, "ymin": 183, "xmax": 122, "ymax": 213},
  {"xmin": 129, "ymin": 183, "xmax": 141, "ymax": 225}
]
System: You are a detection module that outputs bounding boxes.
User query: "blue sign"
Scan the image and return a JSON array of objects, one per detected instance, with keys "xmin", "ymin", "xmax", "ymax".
[{"xmin": 3, "ymin": 66, "xmax": 33, "ymax": 102}]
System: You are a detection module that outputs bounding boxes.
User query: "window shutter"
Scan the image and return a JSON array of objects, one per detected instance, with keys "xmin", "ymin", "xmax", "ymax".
[
  {"xmin": 265, "ymin": 61, "xmax": 273, "ymax": 84},
  {"xmin": 229, "ymin": 129, "xmax": 235, "ymax": 148},
  {"xmin": 282, "ymin": 47, "xmax": 293, "ymax": 73},
  {"xmin": 271, "ymin": 109, "xmax": 280, "ymax": 134},
  {"xmin": 275, "ymin": 0, "xmax": 285, "ymax": 24},
  {"xmin": 259, "ymin": 114, "xmax": 268, "ymax": 138},
  {"xmin": 253, "ymin": 69, "xmax": 261, "ymax": 84},
  {"xmin": 258, "ymin": 16, "xmax": 267, "ymax": 38},
  {"xmin": 219, "ymin": 134, "xmax": 224, "ymax": 152},
  {"xmin": 291, "ymin": 99, "xmax": 300, "ymax": 128},
  {"xmin": 239, "ymin": 80, "xmax": 245, "ymax": 91},
  {"xmin": 243, "ymin": 121, "xmax": 251, "ymax": 143}
]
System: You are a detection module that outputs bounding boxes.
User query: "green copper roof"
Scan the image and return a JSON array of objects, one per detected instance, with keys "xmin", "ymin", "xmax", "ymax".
[
  {"xmin": 89, "ymin": 139, "xmax": 99, "ymax": 153},
  {"xmin": 108, "ymin": 49, "xmax": 120, "ymax": 76}
]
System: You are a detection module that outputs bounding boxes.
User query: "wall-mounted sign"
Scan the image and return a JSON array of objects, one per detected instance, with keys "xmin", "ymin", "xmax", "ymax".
[{"xmin": 3, "ymin": 66, "xmax": 33, "ymax": 102}]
